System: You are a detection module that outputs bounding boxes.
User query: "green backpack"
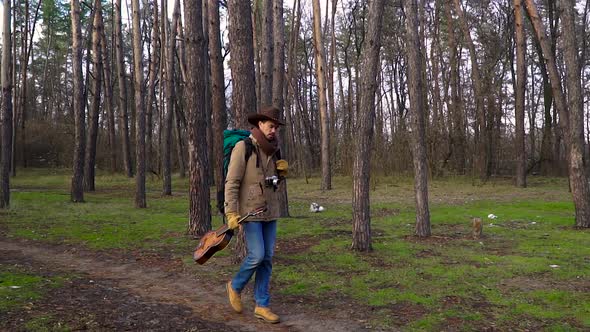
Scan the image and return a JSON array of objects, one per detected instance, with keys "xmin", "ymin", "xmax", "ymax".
[{"xmin": 216, "ymin": 129, "xmax": 254, "ymax": 213}]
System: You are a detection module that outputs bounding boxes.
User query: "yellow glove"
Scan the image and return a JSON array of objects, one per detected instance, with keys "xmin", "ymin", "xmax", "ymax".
[
  {"xmin": 226, "ymin": 212, "xmax": 241, "ymax": 230},
  {"xmin": 276, "ymin": 159, "xmax": 289, "ymax": 177}
]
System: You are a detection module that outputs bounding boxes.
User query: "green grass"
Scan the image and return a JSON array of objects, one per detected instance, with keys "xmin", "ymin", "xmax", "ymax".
[
  {"xmin": 23, "ymin": 315, "xmax": 71, "ymax": 332},
  {"xmin": 2, "ymin": 169, "xmax": 590, "ymax": 330},
  {"xmin": 0, "ymin": 270, "xmax": 64, "ymax": 312}
]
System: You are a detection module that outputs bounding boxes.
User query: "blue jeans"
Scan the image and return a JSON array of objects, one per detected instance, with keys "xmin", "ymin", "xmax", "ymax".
[{"xmin": 231, "ymin": 220, "xmax": 277, "ymax": 308}]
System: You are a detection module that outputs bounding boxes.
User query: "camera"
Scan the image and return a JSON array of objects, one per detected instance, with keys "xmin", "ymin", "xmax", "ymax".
[{"xmin": 264, "ymin": 175, "xmax": 280, "ymax": 189}]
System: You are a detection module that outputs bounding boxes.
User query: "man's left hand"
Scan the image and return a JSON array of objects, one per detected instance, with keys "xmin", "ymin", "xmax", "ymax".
[{"xmin": 276, "ymin": 159, "xmax": 289, "ymax": 177}]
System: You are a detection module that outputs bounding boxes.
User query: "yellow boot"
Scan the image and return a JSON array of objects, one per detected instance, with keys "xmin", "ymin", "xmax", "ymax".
[
  {"xmin": 226, "ymin": 281, "xmax": 242, "ymax": 313},
  {"xmin": 254, "ymin": 306, "xmax": 280, "ymax": 324}
]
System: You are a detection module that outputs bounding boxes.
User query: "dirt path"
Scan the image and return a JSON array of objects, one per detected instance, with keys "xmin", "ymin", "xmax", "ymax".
[{"xmin": 1, "ymin": 238, "xmax": 367, "ymax": 332}]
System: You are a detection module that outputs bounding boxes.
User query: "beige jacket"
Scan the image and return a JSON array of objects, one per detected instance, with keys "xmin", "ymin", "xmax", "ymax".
[{"xmin": 224, "ymin": 136, "xmax": 281, "ymax": 221}]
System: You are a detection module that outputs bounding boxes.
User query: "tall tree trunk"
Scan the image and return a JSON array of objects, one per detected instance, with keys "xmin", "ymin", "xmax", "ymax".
[
  {"xmin": 525, "ymin": 0, "xmax": 590, "ymax": 228},
  {"xmin": 184, "ymin": 0, "xmax": 211, "ymax": 236},
  {"xmin": 131, "ymin": 0, "xmax": 146, "ymax": 208},
  {"xmin": 445, "ymin": 0, "xmax": 465, "ymax": 174},
  {"xmin": 404, "ymin": 0, "xmax": 431, "ymax": 237},
  {"xmin": 158, "ymin": 0, "xmax": 166, "ymax": 176},
  {"xmin": 82, "ymin": 8, "xmax": 95, "ymax": 145},
  {"xmin": 561, "ymin": 0, "xmax": 590, "ymax": 228},
  {"xmin": 311, "ymin": 0, "xmax": 332, "ymax": 190},
  {"xmin": 253, "ymin": 4, "xmax": 261, "ymax": 112},
  {"xmin": 284, "ymin": 0, "xmax": 301, "ymax": 172},
  {"xmin": 115, "ymin": 0, "xmax": 133, "ymax": 178},
  {"xmin": 272, "ymin": 0, "xmax": 285, "ymax": 111},
  {"xmin": 70, "ymin": 0, "xmax": 85, "ymax": 203},
  {"xmin": 227, "ymin": 0, "xmax": 258, "ymax": 261},
  {"xmin": 203, "ymin": 0, "xmax": 214, "ymax": 185},
  {"xmin": 514, "ymin": 0, "xmax": 527, "ymax": 187},
  {"xmin": 272, "ymin": 0, "xmax": 289, "ymax": 217},
  {"xmin": 260, "ymin": 0, "xmax": 273, "ymax": 106},
  {"xmin": 163, "ymin": 0, "xmax": 180, "ymax": 196},
  {"xmin": 146, "ymin": 0, "xmax": 160, "ymax": 176},
  {"xmin": 1, "ymin": 0, "xmax": 13, "ymax": 208},
  {"xmin": 201, "ymin": 0, "xmax": 215, "ymax": 185},
  {"xmin": 453, "ymin": 0, "xmax": 487, "ymax": 181},
  {"xmin": 99, "ymin": 11, "xmax": 117, "ymax": 174},
  {"xmin": 533, "ymin": 37, "xmax": 555, "ymax": 176},
  {"xmin": 11, "ymin": 0, "xmax": 17, "ymax": 177},
  {"xmin": 84, "ymin": 0, "xmax": 104, "ymax": 192},
  {"xmin": 327, "ymin": 0, "xmax": 337, "ymax": 142},
  {"xmin": 209, "ymin": 0, "xmax": 227, "ymax": 214},
  {"xmin": 17, "ymin": 0, "xmax": 39, "ymax": 173},
  {"xmin": 351, "ymin": 0, "xmax": 385, "ymax": 251},
  {"xmin": 227, "ymin": 0, "xmax": 257, "ymax": 129},
  {"xmin": 174, "ymin": 105, "xmax": 186, "ymax": 178},
  {"xmin": 429, "ymin": 0, "xmax": 443, "ymax": 176}
]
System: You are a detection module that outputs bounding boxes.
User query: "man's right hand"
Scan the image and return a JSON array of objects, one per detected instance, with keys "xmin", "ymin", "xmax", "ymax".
[{"xmin": 226, "ymin": 212, "xmax": 241, "ymax": 230}]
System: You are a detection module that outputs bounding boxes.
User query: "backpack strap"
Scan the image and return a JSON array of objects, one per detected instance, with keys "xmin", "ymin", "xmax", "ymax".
[{"xmin": 243, "ymin": 137, "xmax": 255, "ymax": 166}]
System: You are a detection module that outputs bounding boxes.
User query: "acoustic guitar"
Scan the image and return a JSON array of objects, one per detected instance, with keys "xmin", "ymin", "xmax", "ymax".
[{"xmin": 193, "ymin": 207, "xmax": 267, "ymax": 265}]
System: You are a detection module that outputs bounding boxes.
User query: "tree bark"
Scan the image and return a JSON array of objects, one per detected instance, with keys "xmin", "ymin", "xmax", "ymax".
[
  {"xmin": 560, "ymin": 0, "xmax": 590, "ymax": 228},
  {"xmin": 131, "ymin": 0, "xmax": 146, "ymax": 208},
  {"xmin": 327, "ymin": 0, "xmax": 337, "ymax": 144},
  {"xmin": 175, "ymin": 105, "xmax": 187, "ymax": 178},
  {"xmin": 184, "ymin": 0, "xmax": 212, "ymax": 236},
  {"xmin": 99, "ymin": 9, "xmax": 117, "ymax": 174},
  {"xmin": 16, "ymin": 0, "xmax": 40, "ymax": 173},
  {"xmin": 351, "ymin": 0, "xmax": 385, "ymax": 251},
  {"xmin": 260, "ymin": 0, "xmax": 274, "ymax": 107},
  {"xmin": 453, "ymin": 0, "xmax": 487, "ymax": 181},
  {"xmin": 253, "ymin": 4, "xmax": 261, "ymax": 112},
  {"xmin": 404, "ymin": 0, "xmax": 431, "ymax": 238},
  {"xmin": 284, "ymin": 0, "xmax": 301, "ymax": 172},
  {"xmin": 11, "ymin": 0, "xmax": 17, "ymax": 176},
  {"xmin": 525, "ymin": 0, "xmax": 590, "ymax": 228},
  {"xmin": 1, "ymin": 0, "xmax": 13, "ymax": 208},
  {"xmin": 272, "ymin": 0, "xmax": 285, "ymax": 112},
  {"xmin": 227, "ymin": 0, "xmax": 257, "ymax": 129},
  {"xmin": 146, "ymin": 0, "xmax": 160, "ymax": 176},
  {"xmin": 533, "ymin": 36, "xmax": 555, "ymax": 176},
  {"xmin": 311, "ymin": 0, "xmax": 332, "ymax": 190},
  {"xmin": 514, "ymin": 0, "xmax": 527, "ymax": 187},
  {"xmin": 429, "ymin": 0, "xmax": 444, "ymax": 176},
  {"xmin": 162, "ymin": 0, "xmax": 180, "ymax": 196},
  {"xmin": 227, "ymin": 0, "xmax": 258, "ymax": 261},
  {"xmin": 445, "ymin": 0, "xmax": 465, "ymax": 174},
  {"xmin": 70, "ymin": 0, "xmax": 85, "ymax": 203},
  {"xmin": 272, "ymin": 0, "xmax": 289, "ymax": 217},
  {"xmin": 115, "ymin": 0, "xmax": 133, "ymax": 178},
  {"xmin": 209, "ymin": 0, "xmax": 228, "ymax": 215},
  {"xmin": 84, "ymin": 0, "xmax": 104, "ymax": 192},
  {"xmin": 202, "ymin": 0, "xmax": 214, "ymax": 184}
]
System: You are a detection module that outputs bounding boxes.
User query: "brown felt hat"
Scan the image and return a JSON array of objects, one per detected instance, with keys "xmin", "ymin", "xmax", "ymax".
[{"xmin": 247, "ymin": 106, "xmax": 286, "ymax": 126}]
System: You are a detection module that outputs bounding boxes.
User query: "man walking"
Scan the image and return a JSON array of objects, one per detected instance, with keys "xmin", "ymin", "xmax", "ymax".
[{"xmin": 224, "ymin": 106, "xmax": 288, "ymax": 323}]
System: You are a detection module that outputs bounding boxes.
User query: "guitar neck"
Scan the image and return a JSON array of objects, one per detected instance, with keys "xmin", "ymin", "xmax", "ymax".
[
  {"xmin": 215, "ymin": 224, "xmax": 230, "ymax": 237},
  {"xmin": 215, "ymin": 213, "xmax": 252, "ymax": 237},
  {"xmin": 238, "ymin": 214, "xmax": 253, "ymax": 224},
  {"xmin": 217, "ymin": 208, "xmax": 265, "ymax": 235}
]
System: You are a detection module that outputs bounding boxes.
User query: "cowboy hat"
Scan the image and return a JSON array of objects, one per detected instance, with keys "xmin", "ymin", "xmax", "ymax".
[{"xmin": 247, "ymin": 106, "xmax": 286, "ymax": 126}]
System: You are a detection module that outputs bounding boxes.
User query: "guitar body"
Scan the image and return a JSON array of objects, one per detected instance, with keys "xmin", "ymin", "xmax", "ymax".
[
  {"xmin": 193, "ymin": 226, "xmax": 234, "ymax": 265},
  {"xmin": 193, "ymin": 207, "xmax": 266, "ymax": 265}
]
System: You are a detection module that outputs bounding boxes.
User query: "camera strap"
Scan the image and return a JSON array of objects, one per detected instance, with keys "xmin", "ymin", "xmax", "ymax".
[{"xmin": 255, "ymin": 144, "xmax": 279, "ymax": 178}]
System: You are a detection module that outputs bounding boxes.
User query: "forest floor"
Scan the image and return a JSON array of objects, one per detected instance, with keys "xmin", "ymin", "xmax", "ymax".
[
  {"xmin": 1, "ymin": 169, "xmax": 589, "ymax": 331},
  {"xmin": 1, "ymin": 237, "xmax": 367, "ymax": 332}
]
